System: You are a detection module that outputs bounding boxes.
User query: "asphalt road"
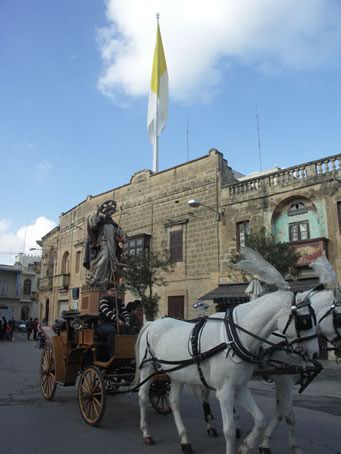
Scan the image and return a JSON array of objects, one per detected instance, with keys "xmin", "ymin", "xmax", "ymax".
[{"xmin": 0, "ymin": 333, "xmax": 341, "ymax": 454}]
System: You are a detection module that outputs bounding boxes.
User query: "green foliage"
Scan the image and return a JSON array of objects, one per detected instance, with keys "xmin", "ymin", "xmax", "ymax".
[
  {"xmin": 229, "ymin": 227, "xmax": 300, "ymax": 278},
  {"xmin": 122, "ymin": 250, "xmax": 174, "ymax": 321}
]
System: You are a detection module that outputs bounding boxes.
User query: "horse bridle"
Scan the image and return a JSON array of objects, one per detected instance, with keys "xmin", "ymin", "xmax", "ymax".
[
  {"xmin": 282, "ymin": 298, "xmax": 318, "ymax": 348},
  {"xmin": 318, "ymin": 288, "xmax": 341, "ymax": 356}
]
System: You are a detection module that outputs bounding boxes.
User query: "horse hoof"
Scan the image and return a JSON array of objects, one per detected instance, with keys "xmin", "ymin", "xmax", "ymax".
[
  {"xmin": 207, "ymin": 428, "xmax": 218, "ymax": 437},
  {"xmin": 259, "ymin": 448, "xmax": 272, "ymax": 454},
  {"xmin": 143, "ymin": 437, "xmax": 154, "ymax": 445},
  {"xmin": 181, "ymin": 443, "xmax": 193, "ymax": 453},
  {"xmin": 236, "ymin": 428, "xmax": 241, "ymax": 439}
]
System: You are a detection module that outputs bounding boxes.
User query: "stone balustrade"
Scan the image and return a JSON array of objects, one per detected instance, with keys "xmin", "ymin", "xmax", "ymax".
[
  {"xmin": 38, "ymin": 276, "xmax": 53, "ymax": 291},
  {"xmin": 53, "ymin": 273, "xmax": 70, "ymax": 290},
  {"xmin": 228, "ymin": 154, "xmax": 341, "ymax": 198}
]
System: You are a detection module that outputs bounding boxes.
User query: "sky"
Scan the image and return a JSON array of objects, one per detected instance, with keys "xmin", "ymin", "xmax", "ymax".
[{"xmin": 1, "ymin": 0, "xmax": 341, "ymax": 264}]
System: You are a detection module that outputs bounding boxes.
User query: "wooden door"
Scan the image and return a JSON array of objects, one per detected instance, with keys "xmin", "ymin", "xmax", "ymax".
[{"xmin": 168, "ymin": 296, "xmax": 184, "ymax": 320}]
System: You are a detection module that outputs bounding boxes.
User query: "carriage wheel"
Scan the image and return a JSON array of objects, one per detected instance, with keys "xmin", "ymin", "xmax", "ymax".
[
  {"xmin": 149, "ymin": 379, "xmax": 172, "ymax": 415},
  {"xmin": 78, "ymin": 366, "xmax": 106, "ymax": 426},
  {"xmin": 40, "ymin": 345, "xmax": 57, "ymax": 400}
]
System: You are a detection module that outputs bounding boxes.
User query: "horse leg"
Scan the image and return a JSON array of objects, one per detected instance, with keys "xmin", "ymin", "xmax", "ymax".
[
  {"xmin": 234, "ymin": 407, "xmax": 241, "ymax": 439},
  {"xmin": 201, "ymin": 388, "xmax": 218, "ymax": 437},
  {"xmin": 236, "ymin": 386, "xmax": 266, "ymax": 454},
  {"xmin": 259, "ymin": 376, "xmax": 302, "ymax": 454},
  {"xmin": 168, "ymin": 382, "xmax": 193, "ymax": 453},
  {"xmin": 216, "ymin": 384, "xmax": 236, "ymax": 454},
  {"xmin": 138, "ymin": 369, "xmax": 154, "ymax": 445}
]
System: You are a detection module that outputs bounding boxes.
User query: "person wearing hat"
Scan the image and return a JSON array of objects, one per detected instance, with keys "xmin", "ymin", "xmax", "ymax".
[{"xmin": 84, "ymin": 199, "xmax": 127, "ymax": 288}]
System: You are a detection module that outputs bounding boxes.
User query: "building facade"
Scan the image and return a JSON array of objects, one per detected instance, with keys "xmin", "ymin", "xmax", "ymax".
[
  {"xmin": 37, "ymin": 150, "xmax": 341, "ymax": 324},
  {"xmin": 0, "ymin": 254, "xmax": 41, "ymax": 321}
]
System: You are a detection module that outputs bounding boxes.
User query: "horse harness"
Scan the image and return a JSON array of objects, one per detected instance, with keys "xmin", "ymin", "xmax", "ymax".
[
  {"xmin": 139, "ymin": 296, "xmax": 318, "ymax": 390},
  {"xmin": 282, "ymin": 301, "xmax": 317, "ymax": 347},
  {"xmin": 317, "ymin": 289, "xmax": 341, "ymax": 356}
]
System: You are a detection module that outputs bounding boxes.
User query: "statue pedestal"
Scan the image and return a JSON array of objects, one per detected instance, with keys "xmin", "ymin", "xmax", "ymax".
[{"xmin": 80, "ymin": 288, "xmax": 125, "ymax": 314}]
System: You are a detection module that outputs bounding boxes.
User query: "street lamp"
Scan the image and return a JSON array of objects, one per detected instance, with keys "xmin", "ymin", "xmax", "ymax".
[
  {"xmin": 187, "ymin": 199, "xmax": 225, "ymax": 222},
  {"xmin": 29, "ymin": 248, "xmax": 42, "ymax": 252}
]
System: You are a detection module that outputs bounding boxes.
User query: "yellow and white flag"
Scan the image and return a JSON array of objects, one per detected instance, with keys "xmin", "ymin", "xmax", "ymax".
[{"xmin": 147, "ymin": 21, "xmax": 168, "ymax": 145}]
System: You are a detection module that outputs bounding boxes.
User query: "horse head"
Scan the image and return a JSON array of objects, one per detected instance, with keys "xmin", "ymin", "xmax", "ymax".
[
  {"xmin": 316, "ymin": 287, "xmax": 341, "ymax": 358},
  {"xmin": 276, "ymin": 297, "xmax": 320, "ymax": 361}
]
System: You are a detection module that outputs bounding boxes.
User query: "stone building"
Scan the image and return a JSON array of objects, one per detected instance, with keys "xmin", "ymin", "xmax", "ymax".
[
  {"xmin": 15, "ymin": 254, "xmax": 41, "ymax": 320},
  {"xmin": 0, "ymin": 264, "xmax": 20, "ymax": 321},
  {"xmin": 0, "ymin": 254, "xmax": 41, "ymax": 321},
  {"xmin": 37, "ymin": 150, "xmax": 341, "ymax": 324}
]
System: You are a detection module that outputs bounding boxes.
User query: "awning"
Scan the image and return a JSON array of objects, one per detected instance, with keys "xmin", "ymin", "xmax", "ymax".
[
  {"xmin": 200, "ymin": 283, "xmax": 250, "ymax": 307},
  {"xmin": 200, "ymin": 278, "xmax": 320, "ymax": 307}
]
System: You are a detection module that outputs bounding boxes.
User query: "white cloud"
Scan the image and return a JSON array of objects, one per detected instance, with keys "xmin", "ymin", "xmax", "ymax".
[
  {"xmin": 0, "ymin": 217, "xmax": 56, "ymax": 265},
  {"xmin": 34, "ymin": 161, "xmax": 52, "ymax": 183},
  {"xmin": 97, "ymin": 0, "xmax": 341, "ymax": 102}
]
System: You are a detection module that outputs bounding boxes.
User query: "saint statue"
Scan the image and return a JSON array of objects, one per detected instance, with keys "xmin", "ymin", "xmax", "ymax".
[{"xmin": 83, "ymin": 200, "xmax": 127, "ymax": 288}]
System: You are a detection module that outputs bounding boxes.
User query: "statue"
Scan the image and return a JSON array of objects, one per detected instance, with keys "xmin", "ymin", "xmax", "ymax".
[{"xmin": 83, "ymin": 200, "xmax": 127, "ymax": 289}]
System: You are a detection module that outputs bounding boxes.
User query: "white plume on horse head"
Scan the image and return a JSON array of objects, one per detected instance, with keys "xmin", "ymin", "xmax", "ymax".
[
  {"xmin": 233, "ymin": 247, "xmax": 290, "ymax": 290},
  {"xmin": 309, "ymin": 252, "xmax": 337, "ymax": 287}
]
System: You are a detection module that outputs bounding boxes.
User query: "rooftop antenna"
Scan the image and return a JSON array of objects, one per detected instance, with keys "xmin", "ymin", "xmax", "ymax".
[
  {"xmin": 255, "ymin": 104, "xmax": 262, "ymax": 172},
  {"xmin": 186, "ymin": 113, "xmax": 189, "ymax": 162}
]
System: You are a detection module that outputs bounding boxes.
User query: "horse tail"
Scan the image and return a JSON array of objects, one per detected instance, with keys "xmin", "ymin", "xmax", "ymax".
[{"xmin": 132, "ymin": 322, "xmax": 153, "ymax": 388}]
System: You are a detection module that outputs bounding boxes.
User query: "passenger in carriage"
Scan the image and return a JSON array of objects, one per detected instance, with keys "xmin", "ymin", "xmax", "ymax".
[
  {"xmin": 126, "ymin": 300, "xmax": 143, "ymax": 333},
  {"xmin": 97, "ymin": 283, "xmax": 132, "ymax": 358}
]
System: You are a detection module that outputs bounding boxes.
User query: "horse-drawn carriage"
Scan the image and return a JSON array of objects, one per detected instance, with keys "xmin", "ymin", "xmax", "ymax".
[
  {"xmin": 40, "ymin": 311, "xmax": 171, "ymax": 425},
  {"xmin": 38, "ymin": 248, "xmax": 341, "ymax": 454}
]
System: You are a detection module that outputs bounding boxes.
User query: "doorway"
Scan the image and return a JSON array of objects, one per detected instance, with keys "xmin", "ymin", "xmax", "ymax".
[{"xmin": 168, "ymin": 296, "xmax": 184, "ymax": 320}]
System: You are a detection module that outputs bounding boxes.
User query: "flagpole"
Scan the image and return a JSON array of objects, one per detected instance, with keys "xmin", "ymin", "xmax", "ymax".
[{"xmin": 153, "ymin": 13, "xmax": 160, "ymax": 173}]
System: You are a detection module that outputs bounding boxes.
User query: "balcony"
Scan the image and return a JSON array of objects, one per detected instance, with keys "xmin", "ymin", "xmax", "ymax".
[
  {"xmin": 38, "ymin": 276, "xmax": 53, "ymax": 291},
  {"xmin": 290, "ymin": 237, "xmax": 329, "ymax": 267},
  {"xmin": 227, "ymin": 154, "xmax": 341, "ymax": 200},
  {"xmin": 54, "ymin": 273, "xmax": 70, "ymax": 290}
]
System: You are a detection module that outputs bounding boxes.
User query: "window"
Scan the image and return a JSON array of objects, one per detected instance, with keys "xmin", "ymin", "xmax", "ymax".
[
  {"xmin": 288, "ymin": 201, "xmax": 307, "ymax": 216},
  {"xmin": 170, "ymin": 230, "xmax": 183, "ymax": 262},
  {"xmin": 0, "ymin": 281, "xmax": 8, "ymax": 296},
  {"xmin": 61, "ymin": 251, "xmax": 70, "ymax": 274},
  {"xmin": 236, "ymin": 221, "xmax": 250, "ymax": 250},
  {"xmin": 168, "ymin": 296, "xmax": 184, "ymax": 319},
  {"xmin": 75, "ymin": 251, "xmax": 81, "ymax": 273},
  {"xmin": 23, "ymin": 279, "xmax": 32, "ymax": 295},
  {"xmin": 289, "ymin": 221, "xmax": 310, "ymax": 242},
  {"xmin": 21, "ymin": 306, "xmax": 29, "ymax": 320},
  {"xmin": 128, "ymin": 234, "xmax": 150, "ymax": 256}
]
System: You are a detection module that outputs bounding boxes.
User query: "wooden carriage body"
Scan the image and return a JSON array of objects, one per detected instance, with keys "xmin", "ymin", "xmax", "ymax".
[
  {"xmin": 40, "ymin": 313, "xmax": 171, "ymax": 425},
  {"xmin": 48, "ymin": 314, "xmax": 137, "ymax": 386}
]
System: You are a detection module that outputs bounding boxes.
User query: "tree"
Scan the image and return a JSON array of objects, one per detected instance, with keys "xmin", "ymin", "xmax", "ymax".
[
  {"xmin": 229, "ymin": 227, "xmax": 300, "ymax": 279},
  {"xmin": 122, "ymin": 250, "xmax": 174, "ymax": 321}
]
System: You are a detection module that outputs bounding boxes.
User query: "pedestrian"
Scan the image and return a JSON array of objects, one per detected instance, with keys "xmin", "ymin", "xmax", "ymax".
[
  {"xmin": 26, "ymin": 318, "xmax": 33, "ymax": 340},
  {"xmin": 0, "ymin": 317, "xmax": 7, "ymax": 341},
  {"xmin": 33, "ymin": 318, "xmax": 39, "ymax": 341},
  {"xmin": 9, "ymin": 318, "xmax": 15, "ymax": 341},
  {"xmin": 4, "ymin": 323, "xmax": 12, "ymax": 341}
]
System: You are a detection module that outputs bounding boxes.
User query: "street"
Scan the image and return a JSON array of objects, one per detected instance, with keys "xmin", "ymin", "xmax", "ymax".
[{"xmin": 0, "ymin": 333, "xmax": 341, "ymax": 454}]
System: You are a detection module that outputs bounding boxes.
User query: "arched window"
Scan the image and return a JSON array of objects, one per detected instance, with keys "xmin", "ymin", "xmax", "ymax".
[
  {"xmin": 61, "ymin": 251, "xmax": 70, "ymax": 274},
  {"xmin": 288, "ymin": 201, "xmax": 307, "ymax": 216},
  {"xmin": 23, "ymin": 279, "xmax": 31, "ymax": 295}
]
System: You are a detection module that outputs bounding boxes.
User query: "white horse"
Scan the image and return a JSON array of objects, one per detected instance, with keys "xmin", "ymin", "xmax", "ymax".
[
  {"xmin": 134, "ymin": 290, "xmax": 319, "ymax": 454},
  {"xmin": 258, "ymin": 287, "xmax": 341, "ymax": 454}
]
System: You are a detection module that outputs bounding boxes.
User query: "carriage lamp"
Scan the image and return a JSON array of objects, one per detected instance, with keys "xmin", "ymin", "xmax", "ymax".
[{"xmin": 187, "ymin": 199, "xmax": 225, "ymax": 222}]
